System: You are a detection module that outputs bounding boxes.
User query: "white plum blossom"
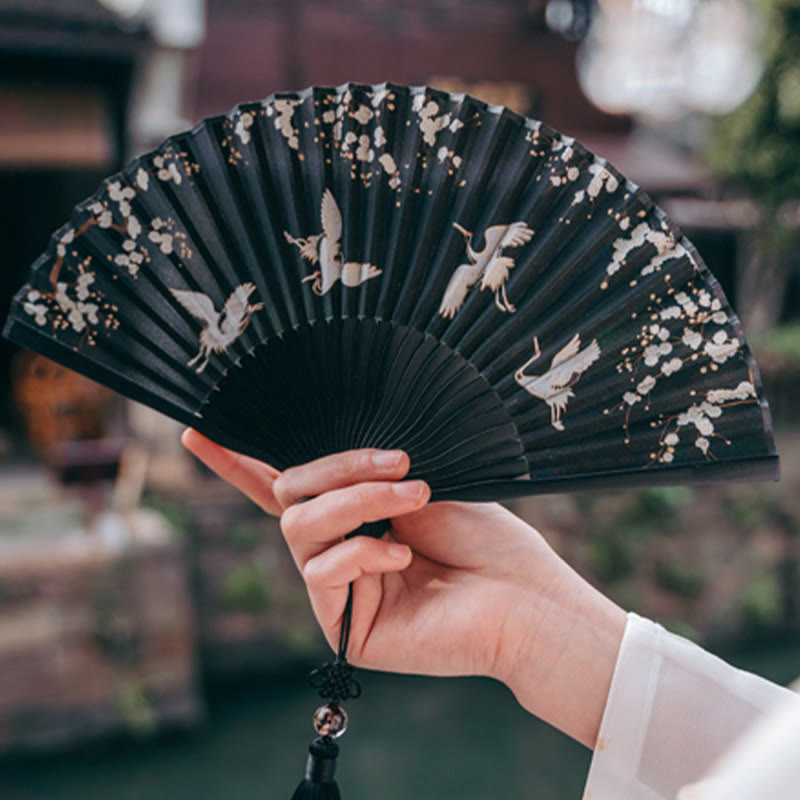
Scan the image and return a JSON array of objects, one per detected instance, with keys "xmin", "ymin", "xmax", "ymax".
[
  {"xmin": 379, "ymin": 153, "xmax": 397, "ymax": 174},
  {"xmin": 75, "ymin": 273, "xmax": 94, "ymax": 300},
  {"xmin": 675, "ymin": 291, "xmax": 698, "ymax": 315},
  {"xmin": 136, "ymin": 167, "xmax": 149, "ymax": 191},
  {"xmin": 53, "ymin": 281, "xmax": 99, "ymax": 333},
  {"xmin": 373, "ymin": 126, "xmax": 386, "ymax": 148},
  {"xmin": 322, "ymin": 110, "xmax": 336, "ymax": 124},
  {"xmin": 637, "ymin": 375, "xmax": 657, "ymax": 395},
  {"xmin": 342, "ymin": 131, "xmax": 358, "ymax": 152},
  {"xmin": 585, "ymin": 161, "xmax": 618, "ymax": 198},
  {"xmin": 273, "ymin": 98, "xmax": 300, "ymax": 150},
  {"xmin": 624, "ymin": 391, "xmax": 640, "ymax": 406},
  {"xmin": 696, "ymin": 416, "xmax": 714, "ymax": 436},
  {"xmin": 704, "ymin": 330, "xmax": 739, "ymax": 364},
  {"xmin": 154, "ymin": 155, "xmax": 182, "ymax": 184},
  {"xmin": 665, "ymin": 379, "xmax": 756, "ymax": 460},
  {"xmin": 55, "ymin": 228, "xmax": 75, "ymax": 256},
  {"xmin": 707, "ymin": 381, "xmax": 756, "ymax": 404},
  {"xmin": 660, "ymin": 357, "xmax": 682, "ymax": 376},
  {"xmin": 641, "ymin": 241, "xmax": 687, "ymax": 277},
  {"xmin": 23, "ymin": 289, "xmax": 48, "ymax": 325},
  {"xmin": 605, "ymin": 222, "xmax": 677, "ymax": 279},
  {"xmin": 148, "ymin": 218, "xmax": 174, "ymax": 254},
  {"xmin": 682, "ymin": 328, "xmax": 703, "ymax": 350},
  {"xmin": 234, "ymin": 111, "xmax": 254, "ymax": 145},
  {"xmin": 660, "ymin": 305, "xmax": 682, "ymax": 320},
  {"xmin": 355, "ymin": 134, "xmax": 373, "ymax": 162},
  {"xmin": 88, "ymin": 202, "xmax": 113, "ymax": 228},
  {"xmin": 417, "ymin": 101, "xmax": 451, "ymax": 146},
  {"xmin": 149, "ymin": 230, "xmax": 174, "ymax": 255},
  {"xmin": 114, "ymin": 249, "xmax": 144, "ymax": 276},
  {"xmin": 644, "ymin": 341, "xmax": 672, "ymax": 366},
  {"xmin": 352, "ymin": 104, "xmax": 373, "ymax": 125},
  {"xmin": 108, "ymin": 181, "xmax": 134, "ymax": 203}
]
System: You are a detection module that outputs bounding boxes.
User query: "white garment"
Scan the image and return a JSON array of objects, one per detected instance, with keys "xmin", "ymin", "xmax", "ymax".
[{"xmin": 584, "ymin": 613, "xmax": 800, "ymax": 800}]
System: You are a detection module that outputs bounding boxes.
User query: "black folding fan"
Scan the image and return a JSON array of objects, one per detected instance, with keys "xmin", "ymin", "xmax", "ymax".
[{"xmin": 3, "ymin": 83, "xmax": 778, "ymax": 798}]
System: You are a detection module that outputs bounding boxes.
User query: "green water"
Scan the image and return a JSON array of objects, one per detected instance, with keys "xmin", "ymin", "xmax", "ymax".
[
  {"xmin": 1, "ymin": 671, "xmax": 589, "ymax": 800},
  {"xmin": 2, "ymin": 641, "xmax": 799, "ymax": 800}
]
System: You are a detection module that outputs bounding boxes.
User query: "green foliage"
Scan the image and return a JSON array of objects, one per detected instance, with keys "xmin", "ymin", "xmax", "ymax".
[
  {"xmin": 142, "ymin": 493, "xmax": 191, "ymax": 533},
  {"xmin": 754, "ymin": 322, "xmax": 800, "ymax": 363},
  {"xmin": 116, "ymin": 680, "xmax": 156, "ymax": 738},
  {"xmin": 222, "ymin": 563, "xmax": 271, "ymax": 613},
  {"xmin": 228, "ymin": 522, "xmax": 262, "ymax": 550},
  {"xmin": 282, "ymin": 624, "xmax": 323, "ymax": 656},
  {"xmin": 654, "ymin": 559, "xmax": 704, "ymax": 598},
  {"xmin": 628, "ymin": 487, "xmax": 694, "ymax": 530},
  {"xmin": 662, "ymin": 619, "xmax": 701, "ymax": 642},
  {"xmin": 589, "ymin": 528, "xmax": 634, "ymax": 583},
  {"xmin": 708, "ymin": 0, "xmax": 800, "ymax": 212},
  {"xmin": 726, "ymin": 487, "xmax": 778, "ymax": 530},
  {"xmin": 741, "ymin": 569, "xmax": 782, "ymax": 627}
]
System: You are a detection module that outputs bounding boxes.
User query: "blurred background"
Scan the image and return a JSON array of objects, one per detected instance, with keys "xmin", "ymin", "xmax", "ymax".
[{"xmin": 1, "ymin": 1, "xmax": 799, "ymax": 798}]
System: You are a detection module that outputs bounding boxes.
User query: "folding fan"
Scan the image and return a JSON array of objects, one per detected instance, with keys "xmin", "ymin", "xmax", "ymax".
[{"xmin": 3, "ymin": 82, "xmax": 778, "ymax": 797}]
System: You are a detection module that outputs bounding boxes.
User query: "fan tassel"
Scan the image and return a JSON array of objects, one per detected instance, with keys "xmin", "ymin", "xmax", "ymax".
[
  {"xmin": 292, "ymin": 580, "xmax": 365, "ymax": 799},
  {"xmin": 291, "ymin": 737, "xmax": 341, "ymax": 800}
]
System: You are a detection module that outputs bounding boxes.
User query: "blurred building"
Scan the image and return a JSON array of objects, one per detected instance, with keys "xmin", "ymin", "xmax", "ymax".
[
  {"xmin": 194, "ymin": 0, "xmax": 627, "ymax": 135},
  {"xmin": 0, "ymin": 0, "xmax": 149, "ymax": 446}
]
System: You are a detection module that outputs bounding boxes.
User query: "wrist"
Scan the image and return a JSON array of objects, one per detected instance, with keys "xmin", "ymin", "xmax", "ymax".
[{"xmin": 493, "ymin": 566, "xmax": 627, "ymax": 749}]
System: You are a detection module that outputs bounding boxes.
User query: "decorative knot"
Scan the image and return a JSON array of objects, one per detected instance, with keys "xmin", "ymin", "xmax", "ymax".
[{"xmin": 308, "ymin": 658, "xmax": 361, "ymax": 702}]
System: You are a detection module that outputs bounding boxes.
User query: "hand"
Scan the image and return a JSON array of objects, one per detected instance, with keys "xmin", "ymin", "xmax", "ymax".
[{"xmin": 182, "ymin": 430, "xmax": 626, "ymax": 748}]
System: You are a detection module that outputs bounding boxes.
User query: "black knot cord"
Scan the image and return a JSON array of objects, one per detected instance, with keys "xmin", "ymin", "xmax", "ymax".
[
  {"xmin": 309, "ymin": 658, "xmax": 361, "ymax": 702},
  {"xmin": 308, "ymin": 583, "xmax": 361, "ymax": 702}
]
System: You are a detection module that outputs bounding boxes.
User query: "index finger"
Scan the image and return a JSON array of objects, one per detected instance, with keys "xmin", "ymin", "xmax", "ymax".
[
  {"xmin": 272, "ymin": 449, "xmax": 410, "ymax": 509},
  {"xmin": 181, "ymin": 429, "xmax": 283, "ymax": 516}
]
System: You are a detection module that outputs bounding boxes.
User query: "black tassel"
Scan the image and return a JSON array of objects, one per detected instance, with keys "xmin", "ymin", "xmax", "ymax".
[
  {"xmin": 292, "ymin": 582, "xmax": 362, "ymax": 799},
  {"xmin": 291, "ymin": 737, "xmax": 341, "ymax": 800}
]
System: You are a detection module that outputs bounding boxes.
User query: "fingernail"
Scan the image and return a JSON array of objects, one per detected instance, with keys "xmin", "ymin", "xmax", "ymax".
[
  {"xmin": 387, "ymin": 543, "xmax": 409, "ymax": 560},
  {"xmin": 372, "ymin": 450, "xmax": 404, "ymax": 468},
  {"xmin": 392, "ymin": 480, "xmax": 425, "ymax": 500}
]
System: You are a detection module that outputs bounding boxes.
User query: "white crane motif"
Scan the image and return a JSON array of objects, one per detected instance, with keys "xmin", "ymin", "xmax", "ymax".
[
  {"xmin": 515, "ymin": 333, "xmax": 601, "ymax": 431},
  {"xmin": 284, "ymin": 189, "xmax": 382, "ymax": 295},
  {"xmin": 438, "ymin": 220, "xmax": 534, "ymax": 319},
  {"xmin": 170, "ymin": 282, "xmax": 264, "ymax": 373}
]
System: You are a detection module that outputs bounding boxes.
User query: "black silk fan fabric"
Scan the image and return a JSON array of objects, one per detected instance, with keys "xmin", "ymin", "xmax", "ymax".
[{"xmin": 4, "ymin": 83, "xmax": 779, "ymax": 499}]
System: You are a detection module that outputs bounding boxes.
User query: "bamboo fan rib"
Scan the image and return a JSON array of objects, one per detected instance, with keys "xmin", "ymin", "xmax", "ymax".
[{"xmin": 3, "ymin": 82, "xmax": 778, "ymax": 500}]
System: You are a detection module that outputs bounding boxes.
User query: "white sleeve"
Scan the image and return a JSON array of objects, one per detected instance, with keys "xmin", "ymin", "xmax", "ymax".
[{"xmin": 583, "ymin": 612, "xmax": 800, "ymax": 800}]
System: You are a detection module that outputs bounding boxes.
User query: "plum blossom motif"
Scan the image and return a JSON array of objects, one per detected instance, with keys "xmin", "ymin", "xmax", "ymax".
[
  {"xmin": 21, "ymin": 264, "xmax": 119, "ymax": 345},
  {"xmin": 602, "ymin": 228, "xmax": 756, "ymax": 462},
  {"xmin": 653, "ymin": 381, "xmax": 758, "ymax": 464}
]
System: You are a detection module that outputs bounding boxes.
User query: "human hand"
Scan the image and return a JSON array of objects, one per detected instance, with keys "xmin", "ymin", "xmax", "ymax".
[{"xmin": 182, "ymin": 430, "xmax": 626, "ymax": 748}]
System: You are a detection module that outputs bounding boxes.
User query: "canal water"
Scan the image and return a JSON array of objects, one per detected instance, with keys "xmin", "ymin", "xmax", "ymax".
[{"xmin": 2, "ymin": 641, "xmax": 799, "ymax": 800}]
